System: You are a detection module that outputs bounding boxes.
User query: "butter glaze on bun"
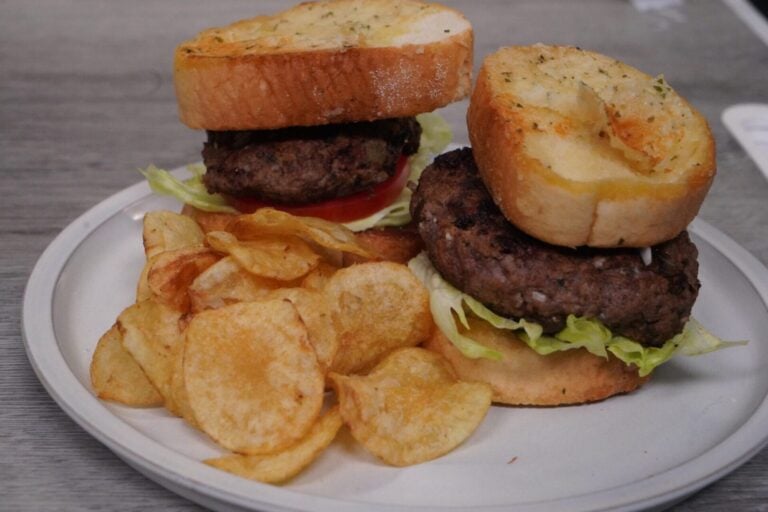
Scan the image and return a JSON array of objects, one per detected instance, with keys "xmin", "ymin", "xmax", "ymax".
[
  {"xmin": 174, "ymin": 0, "xmax": 473, "ymax": 131},
  {"xmin": 468, "ymin": 44, "xmax": 715, "ymax": 248}
]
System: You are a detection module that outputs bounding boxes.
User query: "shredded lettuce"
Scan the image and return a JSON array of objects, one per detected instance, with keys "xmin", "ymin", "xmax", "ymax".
[
  {"xmin": 408, "ymin": 252, "xmax": 746, "ymax": 376},
  {"xmin": 606, "ymin": 319, "xmax": 747, "ymax": 376},
  {"xmin": 139, "ymin": 164, "xmax": 237, "ymax": 213},
  {"xmin": 139, "ymin": 112, "xmax": 452, "ymax": 229},
  {"xmin": 408, "ymin": 252, "xmax": 502, "ymax": 360},
  {"xmin": 343, "ymin": 112, "xmax": 452, "ymax": 231}
]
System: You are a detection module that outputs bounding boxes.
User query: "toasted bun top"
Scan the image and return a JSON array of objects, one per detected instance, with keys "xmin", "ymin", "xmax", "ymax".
[
  {"xmin": 174, "ymin": 0, "xmax": 473, "ymax": 130},
  {"xmin": 468, "ymin": 45, "xmax": 715, "ymax": 248}
]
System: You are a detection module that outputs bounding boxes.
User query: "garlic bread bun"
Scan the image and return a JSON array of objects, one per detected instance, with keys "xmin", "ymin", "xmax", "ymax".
[
  {"xmin": 467, "ymin": 45, "xmax": 715, "ymax": 248},
  {"xmin": 175, "ymin": 0, "xmax": 472, "ymax": 130}
]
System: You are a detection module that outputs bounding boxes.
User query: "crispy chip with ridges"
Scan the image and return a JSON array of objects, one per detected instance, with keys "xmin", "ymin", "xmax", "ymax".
[
  {"xmin": 262, "ymin": 288, "xmax": 338, "ymax": 373},
  {"xmin": 230, "ymin": 208, "xmax": 373, "ymax": 258},
  {"xmin": 136, "ymin": 259, "xmax": 154, "ymax": 302},
  {"xmin": 147, "ymin": 247, "xmax": 221, "ymax": 311},
  {"xmin": 90, "ymin": 324, "xmax": 163, "ymax": 407},
  {"xmin": 189, "ymin": 256, "xmax": 290, "ymax": 313},
  {"xmin": 205, "ymin": 406, "xmax": 342, "ymax": 483},
  {"xmin": 184, "ymin": 300, "xmax": 324, "ymax": 454},
  {"xmin": 166, "ymin": 337, "xmax": 198, "ymax": 425},
  {"xmin": 300, "ymin": 262, "xmax": 339, "ymax": 291},
  {"xmin": 143, "ymin": 210, "xmax": 205, "ymax": 259},
  {"xmin": 330, "ymin": 347, "xmax": 492, "ymax": 466},
  {"xmin": 324, "ymin": 262, "xmax": 433, "ymax": 375},
  {"xmin": 117, "ymin": 299, "xmax": 185, "ymax": 403},
  {"xmin": 206, "ymin": 230, "xmax": 320, "ymax": 280},
  {"xmin": 181, "ymin": 204, "xmax": 237, "ymax": 233}
]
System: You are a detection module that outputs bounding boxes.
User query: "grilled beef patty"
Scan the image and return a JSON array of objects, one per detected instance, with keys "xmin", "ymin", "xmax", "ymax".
[
  {"xmin": 410, "ymin": 148, "xmax": 700, "ymax": 347},
  {"xmin": 202, "ymin": 117, "xmax": 421, "ymax": 204}
]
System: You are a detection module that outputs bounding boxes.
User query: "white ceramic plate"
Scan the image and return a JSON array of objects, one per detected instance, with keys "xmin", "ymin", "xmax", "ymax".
[
  {"xmin": 23, "ymin": 168, "xmax": 768, "ymax": 512},
  {"xmin": 722, "ymin": 104, "xmax": 768, "ymax": 183}
]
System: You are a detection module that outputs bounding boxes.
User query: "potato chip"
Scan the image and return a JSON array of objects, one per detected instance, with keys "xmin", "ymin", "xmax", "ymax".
[
  {"xmin": 189, "ymin": 257, "xmax": 298, "ymax": 313},
  {"xmin": 300, "ymin": 262, "xmax": 338, "ymax": 291},
  {"xmin": 205, "ymin": 406, "xmax": 342, "ymax": 483},
  {"xmin": 166, "ymin": 338, "xmax": 198, "ymax": 426},
  {"xmin": 206, "ymin": 231, "xmax": 320, "ymax": 281},
  {"xmin": 324, "ymin": 262, "xmax": 433, "ymax": 375},
  {"xmin": 330, "ymin": 348, "xmax": 492, "ymax": 466},
  {"xmin": 262, "ymin": 288, "xmax": 338, "ymax": 372},
  {"xmin": 143, "ymin": 210, "xmax": 205, "ymax": 259},
  {"xmin": 184, "ymin": 300, "xmax": 324, "ymax": 454},
  {"xmin": 136, "ymin": 258, "xmax": 154, "ymax": 302},
  {"xmin": 117, "ymin": 299, "xmax": 185, "ymax": 403},
  {"xmin": 90, "ymin": 324, "xmax": 163, "ymax": 407},
  {"xmin": 230, "ymin": 208, "xmax": 372, "ymax": 259},
  {"xmin": 147, "ymin": 247, "xmax": 221, "ymax": 311},
  {"xmin": 181, "ymin": 204, "xmax": 237, "ymax": 233}
]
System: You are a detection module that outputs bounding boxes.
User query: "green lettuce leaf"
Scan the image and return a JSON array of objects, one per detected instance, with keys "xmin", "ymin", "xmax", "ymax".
[
  {"xmin": 520, "ymin": 316, "xmax": 611, "ymax": 358},
  {"xmin": 408, "ymin": 253, "xmax": 502, "ymax": 360},
  {"xmin": 139, "ymin": 164, "xmax": 237, "ymax": 213},
  {"xmin": 140, "ymin": 113, "xmax": 452, "ymax": 229},
  {"xmin": 408, "ymin": 252, "xmax": 745, "ymax": 376},
  {"xmin": 607, "ymin": 319, "xmax": 747, "ymax": 376}
]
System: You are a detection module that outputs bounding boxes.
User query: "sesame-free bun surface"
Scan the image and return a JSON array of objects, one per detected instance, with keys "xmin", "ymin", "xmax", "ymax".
[
  {"xmin": 424, "ymin": 316, "xmax": 649, "ymax": 406},
  {"xmin": 175, "ymin": 0, "xmax": 472, "ymax": 130},
  {"xmin": 468, "ymin": 45, "xmax": 715, "ymax": 248}
]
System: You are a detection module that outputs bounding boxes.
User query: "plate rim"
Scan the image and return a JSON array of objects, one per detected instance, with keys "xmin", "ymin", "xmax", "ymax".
[
  {"xmin": 721, "ymin": 103, "xmax": 768, "ymax": 184},
  {"xmin": 22, "ymin": 173, "xmax": 768, "ymax": 512}
]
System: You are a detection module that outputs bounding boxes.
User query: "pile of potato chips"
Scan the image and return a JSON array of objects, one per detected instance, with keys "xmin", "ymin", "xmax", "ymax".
[{"xmin": 90, "ymin": 208, "xmax": 492, "ymax": 483}]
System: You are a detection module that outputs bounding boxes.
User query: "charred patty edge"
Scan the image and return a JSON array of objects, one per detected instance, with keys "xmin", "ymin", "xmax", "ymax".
[
  {"xmin": 202, "ymin": 117, "xmax": 421, "ymax": 204},
  {"xmin": 411, "ymin": 147, "xmax": 700, "ymax": 347}
]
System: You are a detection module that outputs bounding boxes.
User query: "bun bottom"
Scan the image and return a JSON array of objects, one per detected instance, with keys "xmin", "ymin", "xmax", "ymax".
[{"xmin": 424, "ymin": 317, "xmax": 649, "ymax": 406}]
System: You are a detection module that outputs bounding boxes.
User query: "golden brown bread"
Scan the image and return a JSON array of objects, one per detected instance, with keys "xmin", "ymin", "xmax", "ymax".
[
  {"xmin": 467, "ymin": 45, "xmax": 715, "ymax": 248},
  {"xmin": 424, "ymin": 316, "xmax": 649, "ymax": 406},
  {"xmin": 174, "ymin": 0, "xmax": 473, "ymax": 130}
]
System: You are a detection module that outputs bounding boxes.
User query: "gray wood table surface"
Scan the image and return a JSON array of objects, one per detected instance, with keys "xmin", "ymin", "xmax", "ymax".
[{"xmin": 2, "ymin": 0, "xmax": 767, "ymax": 510}]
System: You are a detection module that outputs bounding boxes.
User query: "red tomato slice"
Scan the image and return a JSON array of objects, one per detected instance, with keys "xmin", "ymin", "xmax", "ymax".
[{"xmin": 225, "ymin": 156, "xmax": 410, "ymax": 223}]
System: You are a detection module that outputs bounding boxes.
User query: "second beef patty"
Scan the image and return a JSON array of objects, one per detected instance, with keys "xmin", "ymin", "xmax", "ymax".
[{"xmin": 410, "ymin": 148, "xmax": 700, "ymax": 347}]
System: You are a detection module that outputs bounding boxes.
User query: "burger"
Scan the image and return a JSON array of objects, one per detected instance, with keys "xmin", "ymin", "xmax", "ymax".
[
  {"xmin": 141, "ymin": 0, "xmax": 472, "ymax": 261},
  {"xmin": 408, "ymin": 45, "xmax": 737, "ymax": 406}
]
